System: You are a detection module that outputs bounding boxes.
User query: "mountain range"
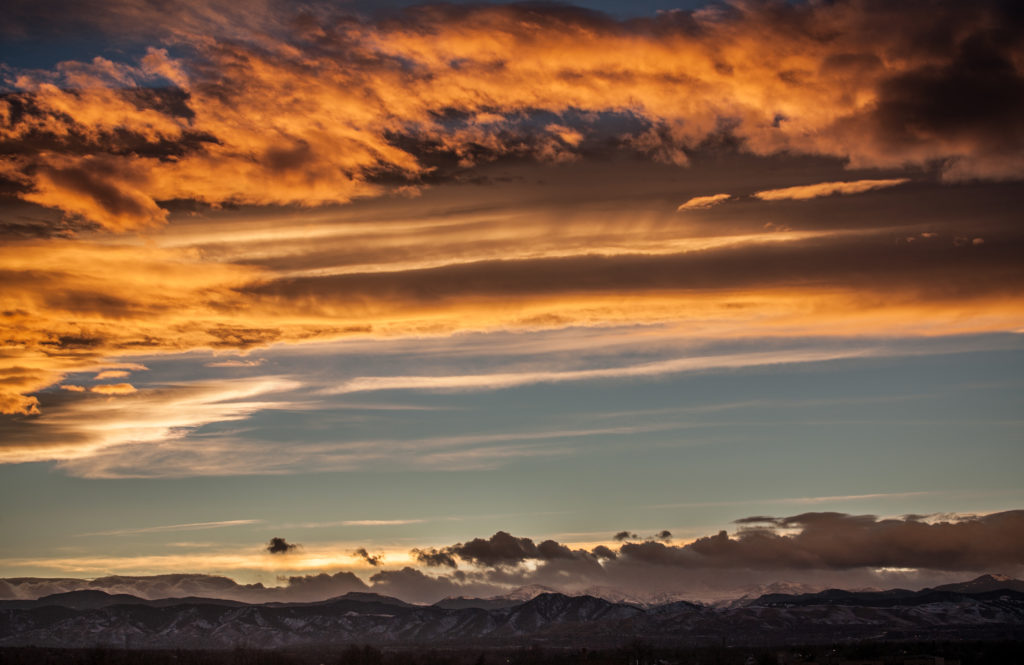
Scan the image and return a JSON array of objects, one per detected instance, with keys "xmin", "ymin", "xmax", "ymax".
[{"xmin": 1, "ymin": 575, "xmax": 1022, "ymax": 649}]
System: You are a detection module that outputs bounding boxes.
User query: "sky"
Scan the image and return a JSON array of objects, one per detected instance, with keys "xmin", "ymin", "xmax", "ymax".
[{"xmin": 1, "ymin": 0, "xmax": 1023, "ymax": 605}]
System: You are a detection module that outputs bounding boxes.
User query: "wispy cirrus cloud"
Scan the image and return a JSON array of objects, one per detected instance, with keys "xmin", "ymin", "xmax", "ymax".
[
  {"xmin": 650, "ymin": 491, "xmax": 937, "ymax": 510},
  {"xmin": 341, "ymin": 520, "xmax": 426, "ymax": 527},
  {"xmin": 0, "ymin": 377, "xmax": 300, "ymax": 464},
  {"xmin": 328, "ymin": 347, "xmax": 880, "ymax": 395},
  {"xmin": 79, "ymin": 519, "xmax": 262, "ymax": 537},
  {"xmin": 52, "ymin": 423, "xmax": 665, "ymax": 478},
  {"xmin": 204, "ymin": 358, "xmax": 264, "ymax": 368}
]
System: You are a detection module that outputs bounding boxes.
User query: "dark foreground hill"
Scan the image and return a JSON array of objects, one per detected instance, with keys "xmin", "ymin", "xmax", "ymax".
[{"xmin": 2, "ymin": 582, "xmax": 1023, "ymax": 649}]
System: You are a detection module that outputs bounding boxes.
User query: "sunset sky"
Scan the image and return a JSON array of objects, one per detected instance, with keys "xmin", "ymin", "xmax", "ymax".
[{"xmin": 1, "ymin": 0, "xmax": 1022, "ymax": 604}]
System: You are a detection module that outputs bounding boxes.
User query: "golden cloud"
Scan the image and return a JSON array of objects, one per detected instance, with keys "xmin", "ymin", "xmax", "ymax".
[
  {"xmin": 2, "ymin": 2, "xmax": 1022, "ymax": 229},
  {"xmin": 0, "ymin": 1, "xmax": 1021, "ymax": 420},
  {"xmin": 677, "ymin": 193, "xmax": 732, "ymax": 211},
  {"xmin": 1, "ymin": 220, "xmax": 1022, "ymax": 415},
  {"xmin": 94, "ymin": 370, "xmax": 131, "ymax": 380},
  {"xmin": 753, "ymin": 178, "xmax": 910, "ymax": 201},
  {"xmin": 90, "ymin": 383, "xmax": 137, "ymax": 395}
]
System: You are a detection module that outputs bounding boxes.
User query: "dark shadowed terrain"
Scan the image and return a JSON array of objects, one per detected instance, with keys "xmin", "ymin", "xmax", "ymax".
[{"xmin": 1, "ymin": 577, "xmax": 1023, "ymax": 651}]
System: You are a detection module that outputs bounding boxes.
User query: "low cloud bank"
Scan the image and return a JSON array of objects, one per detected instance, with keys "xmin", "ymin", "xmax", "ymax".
[{"xmin": 4, "ymin": 511, "xmax": 1021, "ymax": 604}]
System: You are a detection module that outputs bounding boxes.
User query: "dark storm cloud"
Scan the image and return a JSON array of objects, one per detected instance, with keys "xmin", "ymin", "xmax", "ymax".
[{"xmin": 266, "ymin": 536, "xmax": 298, "ymax": 554}]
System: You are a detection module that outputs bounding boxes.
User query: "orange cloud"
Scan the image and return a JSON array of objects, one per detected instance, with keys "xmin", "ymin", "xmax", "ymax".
[
  {"xmin": 1, "ymin": 219, "xmax": 1022, "ymax": 415},
  {"xmin": 0, "ymin": 3, "xmax": 1021, "ymax": 418},
  {"xmin": 91, "ymin": 383, "xmax": 137, "ymax": 395},
  {"xmin": 2, "ymin": 2, "xmax": 1021, "ymax": 229},
  {"xmin": 94, "ymin": 370, "xmax": 131, "ymax": 379},
  {"xmin": 677, "ymin": 193, "xmax": 731, "ymax": 211},
  {"xmin": 753, "ymin": 179, "xmax": 910, "ymax": 201}
]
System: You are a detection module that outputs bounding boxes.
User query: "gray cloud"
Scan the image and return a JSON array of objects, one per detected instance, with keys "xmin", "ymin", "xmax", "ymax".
[
  {"xmin": 368, "ymin": 567, "xmax": 468, "ymax": 605},
  {"xmin": 282, "ymin": 571, "xmax": 368, "ymax": 601},
  {"xmin": 352, "ymin": 547, "xmax": 383, "ymax": 566},
  {"xmin": 266, "ymin": 537, "xmax": 298, "ymax": 554},
  {"xmin": 446, "ymin": 531, "xmax": 543, "ymax": 567},
  {"xmin": 620, "ymin": 511, "xmax": 1024, "ymax": 571},
  {"xmin": 444, "ymin": 531, "xmax": 590, "ymax": 567},
  {"xmin": 3, "ymin": 511, "xmax": 1022, "ymax": 605},
  {"xmin": 411, "ymin": 547, "xmax": 458, "ymax": 569}
]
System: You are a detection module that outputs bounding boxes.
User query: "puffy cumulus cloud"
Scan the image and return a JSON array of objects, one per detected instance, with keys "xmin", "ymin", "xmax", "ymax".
[
  {"xmin": 448, "ymin": 531, "xmax": 545, "ymax": 567},
  {"xmin": 3, "ymin": 0, "xmax": 1024, "ymax": 231},
  {"xmin": 443, "ymin": 531, "xmax": 587, "ymax": 568},
  {"xmin": 753, "ymin": 179, "xmax": 910, "ymax": 201},
  {"xmin": 266, "ymin": 537, "xmax": 298, "ymax": 554},
  {"xmin": 382, "ymin": 512, "xmax": 1024, "ymax": 601}
]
